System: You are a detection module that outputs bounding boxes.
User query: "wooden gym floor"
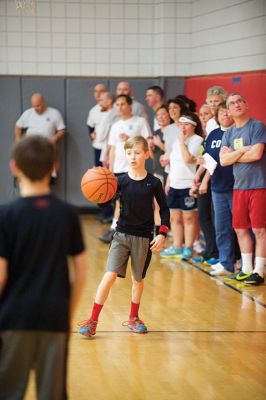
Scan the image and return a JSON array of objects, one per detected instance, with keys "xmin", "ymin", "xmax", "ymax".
[{"xmin": 25, "ymin": 215, "xmax": 266, "ymax": 400}]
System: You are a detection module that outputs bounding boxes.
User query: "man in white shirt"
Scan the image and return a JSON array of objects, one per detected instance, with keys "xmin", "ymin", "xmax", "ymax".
[
  {"xmin": 108, "ymin": 95, "xmax": 151, "ymax": 173},
  {"xmin": 111, "ymin": 81, "xmax": 149, "ymax": 123},
  {"xmin": 97, "ymin": 92, "xmax": 115, "ymax": 166},
  {"xmin": 145, "ymin": 86, "xmax": 164, "ymax": 131},
  {"xmin": 14, "ymin": 93, "xmax": 66, "ymax": 184},
  {"xmin": 86, "ymin": 83, "xmax": 108, "ymax": 166},
  {"xmin": 15, "ymin": 93, "xmax": 65, "ymax": 143}
]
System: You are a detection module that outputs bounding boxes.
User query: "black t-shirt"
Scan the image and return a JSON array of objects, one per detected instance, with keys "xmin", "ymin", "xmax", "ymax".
[
  {"xmin": 0, "ymin": 195, "xmax": 85, "ymax": 332},
  {"xmin": 116, "ymin": 173, "xmax": 170, "ymax": 238},
  {"xmin": 152, "ymin": 128, "xmax": 165, "ymax": 176}
]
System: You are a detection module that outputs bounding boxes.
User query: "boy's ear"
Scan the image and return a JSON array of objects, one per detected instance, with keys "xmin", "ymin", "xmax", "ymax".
[{"xmin": 9, "ymin": 160, "xmax": 20, "ymax": 176}]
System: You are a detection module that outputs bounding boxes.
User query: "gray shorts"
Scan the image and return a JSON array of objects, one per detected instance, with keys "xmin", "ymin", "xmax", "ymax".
[{"xmin": 106, "ymin": 232, "xmax": 152, "ymax": 282}]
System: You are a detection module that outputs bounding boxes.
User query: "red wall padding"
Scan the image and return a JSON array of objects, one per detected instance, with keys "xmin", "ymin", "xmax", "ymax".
[{"xmin": 185, "ymin": 71, "xmax": 266, "ymax": 124}]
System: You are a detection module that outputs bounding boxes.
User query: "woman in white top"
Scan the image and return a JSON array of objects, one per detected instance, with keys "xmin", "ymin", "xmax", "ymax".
[
  {"xmin": 160, "ymin": 98, "xmax": 188, "ymax": 171},
  {"xmin": 160, "ymin": 113, "xmax": 203, "ymax": 261}
]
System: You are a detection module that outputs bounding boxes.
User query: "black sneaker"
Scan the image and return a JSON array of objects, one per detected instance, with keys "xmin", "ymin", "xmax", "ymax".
[
  {"xmin": 236, "ymin": 271, "xmax": 252, "ymax": 281},
  {"xmin": 99, "ymin": 229, "xmax": 115, "ymax": 244},
  {"xmin": 243, "ymin": 273, "xmax": 264, "ymax": 285},
  {"xmin": 101, "ymin": 216, "xmax": 113, "ymax": 224},
  {"xmin": 224, "ymin": 272, "xmax": 240, "ymax": 281},
  {"xmin": 50, "ymin": 177, "xmax": 58, "ymax": 185}
]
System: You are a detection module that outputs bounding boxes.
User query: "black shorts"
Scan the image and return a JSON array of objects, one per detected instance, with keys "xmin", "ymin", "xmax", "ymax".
[{"xmin": 167, "ymin": 187, "xmax": 197, "ymax": 211}]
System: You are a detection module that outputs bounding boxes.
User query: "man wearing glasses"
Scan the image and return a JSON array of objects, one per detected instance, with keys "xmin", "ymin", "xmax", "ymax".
[{"xmin": 220, "ymin": 93, "xmax": 266, "ymax": 285}]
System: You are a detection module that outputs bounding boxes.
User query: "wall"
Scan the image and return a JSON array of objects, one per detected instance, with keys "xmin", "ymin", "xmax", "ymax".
[
  {"xmin": 0, "ymin": 0, "xmax": 191, "ymax": 77},
  {"xmin": 1, "ymin": 0, "xmax": 265, "ymax": 77},
  {"xmin": 185, "ymin": 70, "xmax": 266, "ymax": 124},
  {"xmin": 191, "ymin": 0, "xmax": 266, "ymax": 75}
]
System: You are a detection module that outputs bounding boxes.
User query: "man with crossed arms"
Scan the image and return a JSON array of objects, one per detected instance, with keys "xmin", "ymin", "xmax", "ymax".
[{"xmin": 220, "ymin": 93, "xmax": 266, "ymax": 285}]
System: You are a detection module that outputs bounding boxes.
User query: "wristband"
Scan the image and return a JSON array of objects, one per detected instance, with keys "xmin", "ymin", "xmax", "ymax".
[{"xmin": 159, "ymin": 225, "xmax": 169, "ymax": 237}]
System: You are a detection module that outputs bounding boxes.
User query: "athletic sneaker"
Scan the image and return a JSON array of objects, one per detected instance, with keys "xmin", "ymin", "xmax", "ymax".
[
  {"xmin": 236, "ymin": 271, "xmax": 252, "ymax": 281},
  {"xmin": 193, "ymin": 240, "xmax": 205, "ymax": 254},
  {"xmin": 203, "ymin": 258, "xmax": 220, "ymax": 266},
  {"xmin": 243, "ymin": 273, "xmax": 264, "ymax": 285},
  {"xmin": 192, "ymin": 256, "xmax": 204, "ymax": 263},
  {"xmin": 78, "ymin": 320, "xmax": 97, "ymax": 337},
  {"xmin": 160, "ymin": 245, "xmax": 182, "ymax": 258},
  {"xmin": 122, "ymin": 317, "xmax": 148, "ymax": 334},
  {"xmin": 224, "ymin": 272, "xmax": 240, "ymax": 281},
  {"xmin": 210, "ymin": 263, "xmax": 230, "ymax": 276},
  {"xmin": 182, "ymin": 246, "xmax": 193, "ymax": 261}
]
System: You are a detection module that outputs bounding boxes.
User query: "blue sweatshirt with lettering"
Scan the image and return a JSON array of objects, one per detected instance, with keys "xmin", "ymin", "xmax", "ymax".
[{"xmin": 204, "ymin": 127, "xmax": 234, "ymax": 193}]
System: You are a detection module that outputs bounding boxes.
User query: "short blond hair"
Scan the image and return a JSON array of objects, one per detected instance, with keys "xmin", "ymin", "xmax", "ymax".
[
  {"xmin": 124, "ymin": 136, "xmax": 149, "ymax": 152},
  {"xmin": 206, "ymin": 86, "xmax": 227, "ymax": 101}
]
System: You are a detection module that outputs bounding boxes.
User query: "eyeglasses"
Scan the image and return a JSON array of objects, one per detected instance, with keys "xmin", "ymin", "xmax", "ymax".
[{"xmin": 227, "ymin": 99, "xmax": 244, "ymax": 107}]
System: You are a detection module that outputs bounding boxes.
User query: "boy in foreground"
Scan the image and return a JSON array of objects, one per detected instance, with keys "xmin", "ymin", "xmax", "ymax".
[
  {"xmin": 0, "ymin": 136, "xmax": 87, "ymax": 399},
  {"xmin": 79, "ymin": 136, "xmax": 170, "ymax": 337}
]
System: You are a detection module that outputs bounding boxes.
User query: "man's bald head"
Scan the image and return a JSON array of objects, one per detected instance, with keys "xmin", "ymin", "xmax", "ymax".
[
  {"xmin": 31, "ymin": 93, "xmax": 46, "ymax": 114},
  {"xmin": 94, "ymin": 84, "xmax": 107, "ymax": 102},
  {"xmin": 116, "ymin": 81, "xmax": 132, "ymax": 97}
]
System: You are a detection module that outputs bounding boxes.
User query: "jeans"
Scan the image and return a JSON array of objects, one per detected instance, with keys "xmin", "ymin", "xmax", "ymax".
[
  {"xmin": 198, "ymin": 186, "xmax": 218, "ymax": 259},
  {"xmin": 212, "ymin": 191, "xmax": 235, "ymax": 272}
]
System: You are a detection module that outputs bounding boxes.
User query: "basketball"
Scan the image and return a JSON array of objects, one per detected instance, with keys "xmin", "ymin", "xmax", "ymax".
[{"xmin": 81, "ymin": 167, "xmax": 118, "ymax": 203}]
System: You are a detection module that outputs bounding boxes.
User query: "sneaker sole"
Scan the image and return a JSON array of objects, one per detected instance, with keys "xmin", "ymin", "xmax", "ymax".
[
  {"xmin": 243, "ymin": 279, "xmax": 264, "ymax": 285},
  {"xmin": 160, "ymin": 254, "xmax": 181, "ymax": 259},
  {"xmin": 127, "ymin": 327, "xmax": 148, "ymax": 334},
  {"xmin": 224, "ymin": 273, "xmax": 240, "ymax": 281},
  {"xmin": 79, "ymin": 329, "xmax": 96, "ymax": 337}
]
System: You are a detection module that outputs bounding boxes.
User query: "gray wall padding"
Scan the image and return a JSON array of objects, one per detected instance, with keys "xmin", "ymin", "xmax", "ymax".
[
  {"xmin": 0, "ymin": 76, "xmax": 185, "ymax": 207},
  {"xmin": 0, "ymin": 77, "xmax": 21, "ymax": 204}
]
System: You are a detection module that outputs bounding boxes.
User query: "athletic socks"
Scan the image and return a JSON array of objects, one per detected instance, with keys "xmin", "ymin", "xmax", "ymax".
[
  {"xmin": 90, "ymin": 302, "xmax": 103, "ymax": 322},
  {"xmin": 254, "ymin": 257, "xmax": 266, "ymax": 278},
  {"xmin": 241, "ymin": 253, "xmax": 253, "ymax": 274},
  {"xmin": 129, "ymin": 301, "xmax": 140, "ymax": 319}
]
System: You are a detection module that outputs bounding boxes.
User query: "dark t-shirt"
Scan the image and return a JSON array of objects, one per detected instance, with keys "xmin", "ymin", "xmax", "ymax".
[
  {"xmin": 116, "ymin": 173, "xmax": 170, "ymax": 238},
  {"xmin": 0, "ymin": 195, "xmax": 85, "ymax": 332},
  {"xmin": 204, "ymin": 127, "xmax": 234, "ymax": 193},
  {"xmin": 152, "ymin": 129, "xmax": 165, "ymax": 176}
]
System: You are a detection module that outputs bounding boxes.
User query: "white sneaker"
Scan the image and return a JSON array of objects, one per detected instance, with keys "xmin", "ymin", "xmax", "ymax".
[
  {"xmin": 211, "ymin": 262, "xmax": 222, "ymax": 270},
  {"xmin": 193, "ymin": 240, "xmax": 205, "ymax": 254},
  {"xmin": 210, "ymin": 263, "xmax": 229, "ymax": 276}
]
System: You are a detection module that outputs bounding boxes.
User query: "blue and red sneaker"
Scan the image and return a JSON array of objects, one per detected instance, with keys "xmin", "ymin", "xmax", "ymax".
[
  {"xmin": 78, "ymin": 320, "xmax": 97, "ymax": 337},
  {"xmin": 123, "ymin": 317, "xmax": 148, "ymax": 334}
]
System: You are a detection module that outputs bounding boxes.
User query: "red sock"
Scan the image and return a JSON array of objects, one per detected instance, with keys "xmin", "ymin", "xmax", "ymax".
[
  {"xmin": 90, "ymin": 302, "xmax": 103, "ymax": 322},
  {"xmin": 130, "ymin": 301, "xmax": 140, "ymax": 318}
]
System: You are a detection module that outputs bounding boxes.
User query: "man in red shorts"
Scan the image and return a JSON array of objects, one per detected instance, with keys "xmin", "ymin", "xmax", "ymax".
[{"xmin": 220, "ymin": 93, "xmax": 266, "ymax": 285}]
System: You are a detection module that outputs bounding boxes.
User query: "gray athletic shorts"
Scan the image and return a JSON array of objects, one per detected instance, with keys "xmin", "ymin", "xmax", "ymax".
[{"xmin": 106, "ymin": 232, "xmax": 152, "ymax": 282}]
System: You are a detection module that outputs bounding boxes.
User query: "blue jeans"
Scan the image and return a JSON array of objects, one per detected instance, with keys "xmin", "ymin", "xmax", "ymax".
[{"xmin": 212, "ymin": 191, "xmax": 235, "ymax": 272}]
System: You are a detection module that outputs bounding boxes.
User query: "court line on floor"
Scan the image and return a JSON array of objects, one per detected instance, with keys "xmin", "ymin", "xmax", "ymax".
[
  {"xmin": 189, "ymin": 262, "xmax": 266, "ymax": 309},
  {"xmin": 73, "ymin": 330, "xmax": 266, "ymax": 334}
]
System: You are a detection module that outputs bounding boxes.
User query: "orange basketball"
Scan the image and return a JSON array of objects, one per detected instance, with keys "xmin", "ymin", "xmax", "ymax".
[{"xmin": 81, "ymin": 167, "xmax": 118, "ymax": 203}]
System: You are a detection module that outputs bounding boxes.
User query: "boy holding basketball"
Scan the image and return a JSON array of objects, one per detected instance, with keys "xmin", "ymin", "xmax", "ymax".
[
  {"xmin": 0, "ymin": 136, "xmax": 87, "ymax": 399},
  {"xmin": 79, "ymin": 136, "xmax": 170, "ymax": 336}
]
